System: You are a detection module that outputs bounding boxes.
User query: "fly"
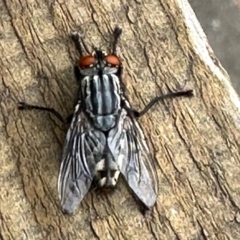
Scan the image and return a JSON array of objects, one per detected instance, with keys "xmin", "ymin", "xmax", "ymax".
[{"xmin": 18, "ymin": 26, "xmax": 193, "ymax": 214}]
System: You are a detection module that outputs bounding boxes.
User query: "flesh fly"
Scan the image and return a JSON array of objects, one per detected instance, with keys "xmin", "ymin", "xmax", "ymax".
[{"xmin": 18, "ymin": 26, "xmax": 193, "ymax": 214}]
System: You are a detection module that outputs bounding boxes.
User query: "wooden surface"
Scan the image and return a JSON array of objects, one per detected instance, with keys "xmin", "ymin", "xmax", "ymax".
[{"xmin": 1, "ymin": 0, "xmax": 240, "ymax": 239}]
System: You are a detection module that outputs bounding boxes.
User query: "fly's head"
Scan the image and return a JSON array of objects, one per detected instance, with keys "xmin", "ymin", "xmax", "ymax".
[{"xmin": 77, "ymin": 49, "xmax": 121, "ymax": 76}]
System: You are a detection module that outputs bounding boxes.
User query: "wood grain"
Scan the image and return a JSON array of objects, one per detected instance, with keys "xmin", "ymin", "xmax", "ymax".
[{"xmin": 1, "ymin": 0, "xmax": 240, "ymax": 239}]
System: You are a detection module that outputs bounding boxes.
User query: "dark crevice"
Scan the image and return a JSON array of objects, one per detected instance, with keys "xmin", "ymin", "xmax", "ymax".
[
  {"xmin": 196, "ymin": 219, "xmax": 209, "ymax": 240},
  {"xmin": 166, "ymin": 218, "xmax": 181, "ymax": 240},
  {"xmin": 143, "ymin": 44, "xmax": 155, "ymax": 76},
  {"xmin": 209, "ymin": 164, "xmax": 240, "ymax": 212},
  {"xmin": 89, "ymin": 221, "xmax": 101, "ymax": 240},
  {"xmin": 2, "ymin": 0, "xmax": 31, "ymax": 62}
]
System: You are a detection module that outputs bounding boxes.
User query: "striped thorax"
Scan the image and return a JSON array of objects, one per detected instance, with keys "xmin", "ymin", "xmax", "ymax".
[{"xmin": 78, "ymin": 50, "xmax": 122, "ymax": 131}]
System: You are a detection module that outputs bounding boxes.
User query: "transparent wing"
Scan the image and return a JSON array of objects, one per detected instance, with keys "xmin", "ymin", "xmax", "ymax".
[
  {"xmin": 58, "ymin": 103, "xmax": 106, "ymax": 214},
  {"xmin": 108, "ymin": 110, "xmax": 158, "ymax": 208}
]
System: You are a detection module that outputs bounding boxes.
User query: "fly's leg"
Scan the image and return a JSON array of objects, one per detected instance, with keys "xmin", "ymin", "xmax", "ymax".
[
  {"xmin": 74, "ymin": 65, "xmax": 82, "ymax": 83},
  {"xmin": 123, "ymin": 89, "xmax": 194, "ymax": 118},
  {"xmin": 112, "ymin": 26, "xmax": 122, "ymax": 54},
  {"xmin": 18, "ymin": 102, "xmax": 73, "ymax": 124},
  {"xmin": 71, "ymin": 31, "xmax": 90, "ymax": 57},
  {"xmin": 71, "ymin": 30, "xmax": 94, "ymax": 83},
  {"xmin": 71, "ymin": 31, "xmax": 87, "ymax": 82}
]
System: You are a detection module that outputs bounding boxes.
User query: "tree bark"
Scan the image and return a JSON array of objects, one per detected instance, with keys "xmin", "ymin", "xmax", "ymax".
[{"xmin": 1, "ymin": 0, "xmax": 240, "ymax": 239}]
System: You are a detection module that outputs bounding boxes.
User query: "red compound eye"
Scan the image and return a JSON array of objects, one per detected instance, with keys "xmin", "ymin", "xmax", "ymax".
[
  {"xmin": 105, "ymin": 54, "xmax": 120, "ymax": 66},
  {"xmin": 78, "ymin": 55, "xmax": 95, "ymax": 69}
]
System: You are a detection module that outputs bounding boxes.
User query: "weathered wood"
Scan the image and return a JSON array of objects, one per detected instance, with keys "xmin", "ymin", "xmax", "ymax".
[{"xmin": 1, "ymin": 0, "xmax": 240, "ymax": 239}]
